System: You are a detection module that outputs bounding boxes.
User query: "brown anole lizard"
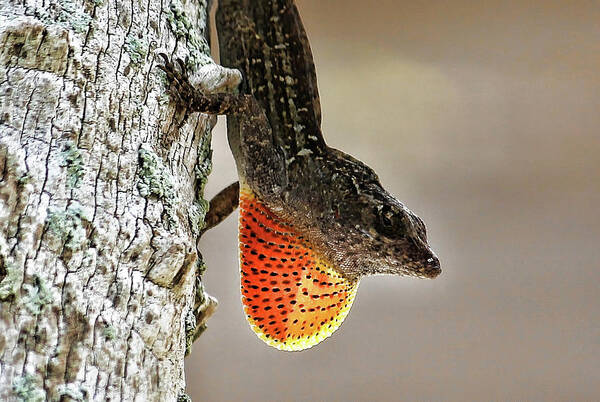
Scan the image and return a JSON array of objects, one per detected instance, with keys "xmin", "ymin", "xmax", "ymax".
[{"xmin": 160, "ymin": 0, "xmax": 440, "ymax": 351}]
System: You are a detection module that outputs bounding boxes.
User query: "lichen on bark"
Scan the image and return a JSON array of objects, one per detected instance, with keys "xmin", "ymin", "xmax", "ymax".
[{"xmin": 0, "ymin": 0, "xmax": 236, "ymax": 399}]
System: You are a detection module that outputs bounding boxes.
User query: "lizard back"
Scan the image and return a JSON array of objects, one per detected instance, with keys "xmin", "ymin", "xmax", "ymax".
[{"xmin": 216, "ymin": 0, "xmax": 326, "ymax": 162}]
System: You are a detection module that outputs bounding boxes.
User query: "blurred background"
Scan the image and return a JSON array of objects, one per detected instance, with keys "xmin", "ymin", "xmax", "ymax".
[{"xmin": 187, "ymin": 1, "xmax": 600, "ymax": 400}]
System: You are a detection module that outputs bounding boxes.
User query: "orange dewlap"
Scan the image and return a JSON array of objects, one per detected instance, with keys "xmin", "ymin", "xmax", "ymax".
[{"xmin": 239, "ymin": 185, "xmax": 359, "ymax": 351}]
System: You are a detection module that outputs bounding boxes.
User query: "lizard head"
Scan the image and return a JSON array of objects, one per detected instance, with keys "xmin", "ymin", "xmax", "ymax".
[
  {"xmin": 329, "ymin": 186, "xmax": 441, "ymax": 280},
  {"xmin": 312, "ymin": 149, "xmax": 441, "ymax": 280},
  {"xmin": 362, "ymin": 188, "xmax": 440, "ymax": 279}
]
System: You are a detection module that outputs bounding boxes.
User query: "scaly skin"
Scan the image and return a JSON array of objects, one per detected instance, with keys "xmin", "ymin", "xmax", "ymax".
[
  {"xmin": 159, "ymin": 0, "xmax": 441, "ymax": 350},
  {"xmin": 215, "ymin": 0, "xmax": 440, "ymax": 280}
]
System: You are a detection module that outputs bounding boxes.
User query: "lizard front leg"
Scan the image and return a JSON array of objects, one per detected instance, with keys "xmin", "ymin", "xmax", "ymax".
[
  {"xmin": 158, "ymin": 54, "xmax": 287, "ymax": 226},
  {"xmin": 158, "ymin": 53, "xmax": 253, "ymax": 115}
]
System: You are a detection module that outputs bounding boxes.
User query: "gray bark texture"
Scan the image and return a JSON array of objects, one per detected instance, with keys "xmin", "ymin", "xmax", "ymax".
[{"xmin": 0, "ymin": 0, "xmax": 238, "ymax": 399}]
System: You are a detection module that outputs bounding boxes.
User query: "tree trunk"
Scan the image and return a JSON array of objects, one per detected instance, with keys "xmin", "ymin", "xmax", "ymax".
[{"xmin": 0, "ymin": 0, "xmax": 235, "ymax": 399}]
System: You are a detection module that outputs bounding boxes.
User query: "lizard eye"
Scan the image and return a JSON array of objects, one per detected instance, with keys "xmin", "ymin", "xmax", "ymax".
[{"xmin": 375, "ymin": 205, "xmax": 401, "ymax": 238}]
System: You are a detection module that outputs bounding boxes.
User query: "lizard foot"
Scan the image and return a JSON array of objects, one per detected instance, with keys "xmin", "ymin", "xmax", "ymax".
[{"xmin": 156, "ymin": 52, "xmax": 198, "ymax": 104}]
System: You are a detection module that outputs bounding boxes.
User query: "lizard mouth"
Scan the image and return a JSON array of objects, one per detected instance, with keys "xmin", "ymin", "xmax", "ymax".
[
  {"xmin": 397, "ymin": 254, "xmax": 441, "ymax": 279},
  {"xmin": 420, "ymin": 256, "xmax": 441, "ymax": 279}
]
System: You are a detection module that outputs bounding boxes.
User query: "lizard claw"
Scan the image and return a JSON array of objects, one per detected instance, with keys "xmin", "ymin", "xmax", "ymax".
[
  {"xmin": 175, "ymin": 57, "xmax": 188, "ymax": 76},
  {"xmin": 155, "ymin": 50, "xmax": 174, "ymax": 73},
  {"xmin": 155, "ymin": 51, "xmax": 198, "ymax": 104}
]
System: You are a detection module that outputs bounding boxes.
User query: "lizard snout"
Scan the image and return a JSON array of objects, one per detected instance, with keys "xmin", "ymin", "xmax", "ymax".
[{"xmin": 422, "ymin": 254, "xmax": 441, "ymax": 278}]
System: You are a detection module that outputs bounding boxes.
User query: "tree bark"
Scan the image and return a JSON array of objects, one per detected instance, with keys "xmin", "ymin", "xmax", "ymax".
[{"xmin": 0, "ymin": 0, "xmax": 236, "ymax": 399}]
